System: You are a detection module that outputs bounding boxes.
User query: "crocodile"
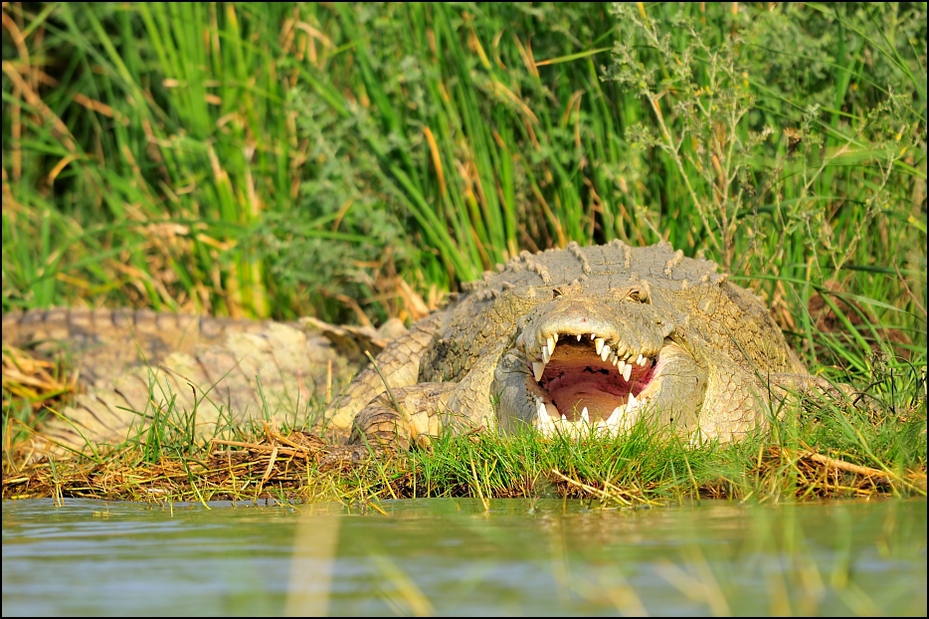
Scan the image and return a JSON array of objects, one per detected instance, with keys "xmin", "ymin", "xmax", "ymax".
[
  {"xmin": 3, "ymin": 241, "xmax": 854, "ymax": 461},
  {"xmin": 322, "ymin": 240, "xmax": 857, "ymax": 459}
]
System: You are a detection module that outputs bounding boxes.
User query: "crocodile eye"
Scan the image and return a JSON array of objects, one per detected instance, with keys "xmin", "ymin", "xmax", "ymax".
[
  {"xmin": 628, "ymin": 285, "xmax": 651, "ymax": 303},
  {"xmin": 552, "ymin": 287, "xmax": 566, "ymax": 298}
]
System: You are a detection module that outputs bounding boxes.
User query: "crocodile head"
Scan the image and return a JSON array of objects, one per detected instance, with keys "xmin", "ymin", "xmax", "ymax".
[{"xmin": 496, "ymin": 281, "xmax": 710, "ymax": 438}]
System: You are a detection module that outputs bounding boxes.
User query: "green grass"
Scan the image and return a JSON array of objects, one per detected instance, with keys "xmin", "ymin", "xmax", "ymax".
[
  {"xmin": 1, "ymin": 2, "xmax": 926, "ymax": 503},
  {"xmin": 3, "ymin": 391, "xmax": 924, "ymax": 504}
]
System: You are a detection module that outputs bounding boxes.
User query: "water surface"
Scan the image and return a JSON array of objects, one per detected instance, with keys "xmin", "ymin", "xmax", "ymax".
[{"xmin": 3, "ymin": 497, "xmax": 926, "ymax": 616}]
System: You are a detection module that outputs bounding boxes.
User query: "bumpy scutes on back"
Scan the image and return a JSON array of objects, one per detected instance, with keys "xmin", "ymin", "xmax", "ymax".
[{"xmin": 467, "ymin": 240, "xmax": 721, "ymax": 294}]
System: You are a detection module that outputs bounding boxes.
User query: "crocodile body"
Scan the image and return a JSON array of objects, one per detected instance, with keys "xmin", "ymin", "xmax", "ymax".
[{"xmin": 4, "ymin": 241, "xmax": 839, "ymax": 460}]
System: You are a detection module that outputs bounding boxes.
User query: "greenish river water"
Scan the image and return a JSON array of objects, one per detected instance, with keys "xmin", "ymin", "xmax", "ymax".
[{"xmin": 2, "ymin": 497, "xmax": 926, "ymax": 616}]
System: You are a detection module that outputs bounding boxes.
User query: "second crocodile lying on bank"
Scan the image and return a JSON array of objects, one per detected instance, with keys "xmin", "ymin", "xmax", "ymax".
[{"xmin": 3, "ymin": 241, "xmax": 861, "ymax": 461}]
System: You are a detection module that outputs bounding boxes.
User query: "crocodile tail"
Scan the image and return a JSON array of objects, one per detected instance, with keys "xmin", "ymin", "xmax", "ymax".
[
  {"xmin": 2, "ymin": 308, "xmax": 287, "ymax": 382},
  {"xmin": 3, "ymin": 309, "xmax": 384, "ymax": 460}
]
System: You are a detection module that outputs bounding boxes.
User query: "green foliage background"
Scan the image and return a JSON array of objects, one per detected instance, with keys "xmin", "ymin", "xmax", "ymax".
[{"xmin": 2, "ymin": 2, "xmax": 926, "ymax": 373}]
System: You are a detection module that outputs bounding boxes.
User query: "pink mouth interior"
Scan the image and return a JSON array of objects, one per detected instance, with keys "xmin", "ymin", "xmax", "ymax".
[{"xmin": 534, "ymin": 340, "xmax": 655, "ymax": 421}]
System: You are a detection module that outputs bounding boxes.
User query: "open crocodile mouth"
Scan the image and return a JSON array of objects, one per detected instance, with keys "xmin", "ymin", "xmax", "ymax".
[{"xmin": 526, "ymin": 332, "xmax": 657, "ymax": 436}]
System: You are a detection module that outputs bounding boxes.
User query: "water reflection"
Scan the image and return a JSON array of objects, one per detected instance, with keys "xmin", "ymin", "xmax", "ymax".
[{"xmin": 2, "ymin": 498, "xmax": 926, "ymax": 616}]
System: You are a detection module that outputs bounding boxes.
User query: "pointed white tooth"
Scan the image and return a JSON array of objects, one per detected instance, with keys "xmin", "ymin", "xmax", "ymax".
[
  {"xmin": 538, "ymin": 398, "xmax": 551, "ymax": 418},
  {"xmin": 536, "ymin": 399, "xmax": 553, "ymax": 432},
  {"xmin": 606, "ymin": 405, "xmax": 624, "ymax": 426},
  {"xmin": 600, "ymin": 343, "xmax": 611, "ymax": 362},
  {"xmin": 581, "ymin": 407, "xmax": 589, "ymax": 422},
  {"xmin": 561, "ymin": 414, "xmax": 567, "ymax": 422},
  {"xmin": 610, "ymin": 352, "xmax": 618, "ymax": 365},
  {"xmin": 532, "ymin": 361, "xmax": 545, "ymax": 382},
  {"xmin": 542, "ymin": 346, "xmax": 551, "ymax": 364},
  {"xmin": 546, "ymin": 335, "xmax": 556, "ymax": 355},
  {"xmin": 628, "ymin": 392, "xmax": 638, "ymax": 409},
  {"xmin": 553, "ymin": 333, "xmax": 559, "ymax": 343},
  {"xmin": 595, "ymin": 338, "xmax": 604, "ymax": 355},
  {"xmin": 623, "ymin": 363, "xmax": 632, "ymax": 382},
  {"xmin": 590, "ymin": 333, "xmax": 596, "ymax": 340},
  {"xmin": 617, "ymin": 359, "xmax": 626, "ymax": 375},
  {"xmin": 576, "ymin": 334, "xmax": 582, "ymax": 342},
  {"xmin": 637, "ymin": 354, "xmax": 646, "ymax": 366}
]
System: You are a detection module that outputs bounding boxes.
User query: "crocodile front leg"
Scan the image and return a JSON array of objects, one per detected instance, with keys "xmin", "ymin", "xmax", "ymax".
[
  {"xmin": 322, "ymin": 313, "xmax": 444, "ymax": 441},
  {"xmin": 322, "ymin": 343, "xmax": 506, "ymax": 465},
  {"xmin": 362, "ymin": 383, "xmax": 457, "ymax": 448}
]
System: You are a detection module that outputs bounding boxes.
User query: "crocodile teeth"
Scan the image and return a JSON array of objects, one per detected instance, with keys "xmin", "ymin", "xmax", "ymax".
[
  {"xmin": 532, "ymin": 396, "xmax": 651, "ymax": 438},
  {"xmin": 605, "ymin": 405, "xmax": 624, "ymax": 426},
  {"xmin": 527, "ymin": 332, "xmax": 652, "ymax": 437},
  {"xmin": 628, "ymin": 392, "xmax": 638, "ymax": 410},
  {"xmin": 536, "ymin": 398, "xmax": 556, "ymax": 432},
  {"xmin": 532, "ymin": 361, "xmax": 545, "ymax": 382}
]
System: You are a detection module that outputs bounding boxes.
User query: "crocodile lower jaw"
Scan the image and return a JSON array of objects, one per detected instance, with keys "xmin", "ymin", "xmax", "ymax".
[{"xmin": 530, "ymin": 389, "xmax": 651, "ymax": 437}]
